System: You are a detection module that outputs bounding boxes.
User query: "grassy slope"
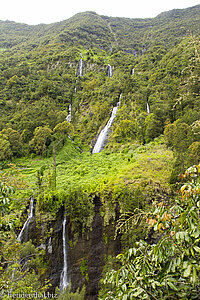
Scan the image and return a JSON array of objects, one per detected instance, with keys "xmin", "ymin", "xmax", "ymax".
[{"xmin": 16, "ymin": 137, "xmax": 173, "ymax": 197}]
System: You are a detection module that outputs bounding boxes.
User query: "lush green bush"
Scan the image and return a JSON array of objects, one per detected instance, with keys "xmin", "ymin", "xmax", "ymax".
[{"xmin": 101, "ymin": 165, "xmax": 200, "ymax": 299}]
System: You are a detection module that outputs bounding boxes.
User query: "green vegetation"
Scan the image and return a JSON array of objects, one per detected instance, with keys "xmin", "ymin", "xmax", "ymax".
[
  {"xmin": 56, "ymin": 284, "xmax": 85, "ymax": 300},
  {"xmin": 18, "ymin": 138, "xmax": 173, "ymax": 229},
  {"xmin": 0, "ymin": 4, "xmax": 199, "ymax": 298},
  {"xmin": 101, "ymin": 165, "xmax": 200, "ymax": 299}
]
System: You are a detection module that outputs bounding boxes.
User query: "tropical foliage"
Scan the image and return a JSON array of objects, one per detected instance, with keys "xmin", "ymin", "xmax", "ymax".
[
  {"xmin": 0, "ymin": 4, "xmax": 199, "ymax": 298},
  {"xmin": 101, "ymin": 165, "xmax": 200, "ymax": 299}
]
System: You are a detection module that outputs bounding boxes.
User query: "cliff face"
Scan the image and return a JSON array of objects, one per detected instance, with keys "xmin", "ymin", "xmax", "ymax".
[
  {"xmin": 19, "ymin": 175, "xmax": 173, "ymax": 298},
  {"xmin": 27, "ymin": 195, "xmax": 121, "ymax": 298},
  {"xmin": 16, "ymin": 142, "xmax": 174, "ymax": 298}
]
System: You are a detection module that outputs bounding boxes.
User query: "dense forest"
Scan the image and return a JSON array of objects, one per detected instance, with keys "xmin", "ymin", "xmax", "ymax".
[{"xmin": 0, "ymin": 4, "xmax": 200, "ymax": 299}]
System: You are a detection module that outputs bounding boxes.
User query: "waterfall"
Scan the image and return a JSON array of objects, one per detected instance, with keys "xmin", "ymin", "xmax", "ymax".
[
  {"xmin": 66, "ymin": 104, "xmax": 72, "ymax": 122},
  {"xmin": 78, "ymin": 53, "xmax": 83, "ymax": 76},
  {"xmin": 74, "ymin": 80, "xmax": 77, "ymax": 93},
  {"xmin": 92, "ymin": 99, "xmax": 121, "ymax": 154},
  {"xmin": 147, "ymin": 102, "xmax": 150, "ymax": 114},
  {"xmin": 48, "ymin": 237, "xmax": 52, "ymax": 254},
  {"xmin": 17, "ymin": 197, "xmax": 34, "ymax": 242},
  {"xmin": 60, "ymin": 215, "xmax": 68, "ymax": 291},
  {"xmin": 132, "ymin": 67, "xmax": 135, "ymax": 75},
  {"xmin": 107, "ymin": 64, "xmax": 113, "ymax": 77},
  {"xmin": 11, "ymin": 197, "xmax": 34, "ymax": 291}
]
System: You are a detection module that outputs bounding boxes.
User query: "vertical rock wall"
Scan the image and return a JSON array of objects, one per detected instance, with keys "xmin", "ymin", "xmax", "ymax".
[{"xmin": 28, "ymin": 196, "xmax": 121, "ymax": 298}]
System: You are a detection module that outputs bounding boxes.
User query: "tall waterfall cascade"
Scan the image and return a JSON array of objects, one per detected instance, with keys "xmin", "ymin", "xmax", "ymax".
[
  {"xmin": 60, "ymin": 214, "xmax": 69, "ymax": 291},
  {"xmin": 147, "ymin": 102, "xmax": 150, "ymax": 114},
  {"xmin": 107, "ymin": 64, "xmax": 113, "ymax": 77},
  {"xmin": 132, "ymin": 67, "xmax": 135, "ymax": 75},
  {"xmin": 66, "ymin": 104, "xmax": 72, "ymax": 122},
  {"xmin": 92, "ymin": 98, "xmax": 121, "ymax": 154},
  {"xmin": 17, "ymin": 197, "xmax": 34, "ymax": 242}
]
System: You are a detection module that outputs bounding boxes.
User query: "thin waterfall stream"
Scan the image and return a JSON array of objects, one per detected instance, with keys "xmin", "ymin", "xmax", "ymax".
[
  {"xmin": 74, "ymin": 53, "xmax": 83, "ymax": 93},
  {"xmin": 147, "ymin": 102, "xmax": 150, "ymax": 114},
  {"xmin": 48, "ymin": 237, "xmax": 52, "ymax": 254},
  {"xmin": 92, "ymin": 95, "xmax": 121, "ymax": 154},
  {"xmin": 17, "ymin": 196, "xmax": 34, "ymax": 242},
  {"xmin": 11, "ymin": 197, "xmax": 34, "ymax": 292},
  {"xmin": 60, "ymin": 214, "xmax": 69, "ymax": 291},
  {"xmin": 107, "ymin": 64, "xmax": 113, "ymax": 77},
  {"xmin": 78, "ymin": 53, "xmax": 83, "ymax": 76},
  {"xmin": 74, "ymin": 79, "xmax": 77, "ymax": 93},
  {"xmin": 66, "ymin": 104, "xmax": 72, "ymax": 122}
]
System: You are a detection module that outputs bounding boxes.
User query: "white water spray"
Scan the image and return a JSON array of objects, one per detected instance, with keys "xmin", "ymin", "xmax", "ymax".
[
  {"xmin": 66, "ymin": 104, "xmax": 72, "ymax": 122},
  {"xmin": 92, "ymin": 98, "xmax": 121, "ymax": 154},
  {"xmin": 48, "ymin": 237, "xmax": 52, "ymax": 254},
  {"xmin": 17, "ymin": 197, "xmax": 34, "ymax": 242},
  {"xmin": 60, "ymin": 215, "xmax": 68, "ymax": 291},
  {"xmin": 107, "ymin": 64, "xmax": 113, "ymax": 77},
  {"xmin": 78, "ymin": 53, "xmax": 83, "ymax": 76},
  {"xmin": 147, "ymin": 102, "xmax": 150, "ymax": 114},
  {"xmin": 11, "ymin": 197, "xmax": 34, "ymax": 292},
  {"xmin": 74, "ymin": 79, "xmax": 78, "ymax": 93}
]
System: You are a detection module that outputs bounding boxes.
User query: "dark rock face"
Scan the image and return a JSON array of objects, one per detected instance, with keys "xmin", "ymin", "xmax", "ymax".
[
  {"xmin": 28, "ymin": 197, "xmax": 121, "ymax": 299},
  {"xmin": 86, "ymin": 196, "xmax": 104, "ymax": 299},
  {"xmin": 45, "ymin": 210, "xmax": 64, "ymax": 291}
]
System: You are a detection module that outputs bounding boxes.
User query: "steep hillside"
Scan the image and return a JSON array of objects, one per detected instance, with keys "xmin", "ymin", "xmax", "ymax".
[
  {"xmin": 0, "ymin": 5, "xmax": 200, "ymax": 51},
  {"xmin": 0, "ymin": 5, "xmax": 199, "ymax": 299}
]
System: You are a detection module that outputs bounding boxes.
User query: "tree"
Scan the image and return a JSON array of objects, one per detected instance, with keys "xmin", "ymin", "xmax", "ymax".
[
  {"xmin": 136, "ymin": 112, "xmax": 146, "ymax": 144},
  {"xmin": 191, "ymin": 120, "xmax": 200, "ymax": 141},
  {"xmin": 188, "ymin": 141, "xmax": 200, "ymax": 165},
  {"xmin": 29, "ymin": 126, "xmax": 52, "ymax": 155},
  {"xmin": 0, "ymin": 138, "xmax": 12, "ymax": 161},
  {"xmin": 0, "ymin": 128, "xmax": 22, "ymax": 157},
  {"xmin": 101, "ymin": 164, "xmax": 200, "ymax": 299},
  {"xmin": 144, "ymin": 113, "xmax": 162, "ymax": 143},
  {"xmin": 53, "ymin": 121, "xmax": 73, "ymax": 145},
  {"xmin": 113, "ymin": 119, "xmax": 136, "ymax": 143},
  {"xmin": 164, "ymin": 120, "xmax": 193, "ymax": 153},
  {"xmin": 0, "ymin": 179, "xmax": 49, "ymax": 297},
  {"xmin": 0, "ymin": 241, "xmax": 50, "ymax": 297},
  {"xmin": 164, "ymin": 120, "xmax": 195, "ymax": 181},
  {"xmin": 0, "ymin": 182, "xmax": 14, "ymax": 216}
]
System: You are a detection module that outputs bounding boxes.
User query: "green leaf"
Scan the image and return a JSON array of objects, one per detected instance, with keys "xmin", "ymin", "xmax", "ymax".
[
  {"xmin": 183, "ymin": 264, "xmax": 192, "ymax": 277},
  {"xmin": 183, "ymin": 260, "xmax": 189, "ymax": 269},
  {"xmin": 167, "ymin": 277, "xmax": 178, "ymax": 282},
  {"xmin": 192, "ymin": 227, "xmax": 200, "ymax": 238},
  {"xmin": 132, "ymin": 287, "xmax": 144, "ymax": 297},
  {"xmin": 191, "ymin": 266, "xmax": 197, "ymax": 283},
  {"xmin": 167, "ymin": 281, "xmax": 178, "ymax": 291},
  {"xmin": 176, "ymin": 257, "xmax": 181, "ymax": 266},
  {"xmin": 121, "ymin": 283, "xmax": 127, "ymax": 292},
  {"xmin": 194, "ymin": 246, "xmax": 200, "ymax": 253},
  {"xmin": 180, "ymin": 210, "xmax": 189, "ymax": 227}
]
